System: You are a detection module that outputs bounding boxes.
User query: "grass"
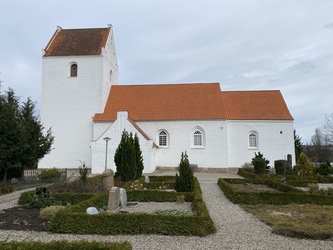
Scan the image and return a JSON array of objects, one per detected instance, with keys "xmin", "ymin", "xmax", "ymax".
[{"xmin": 242, "ymin": 204, "xmax": 333, "ymax": 240}]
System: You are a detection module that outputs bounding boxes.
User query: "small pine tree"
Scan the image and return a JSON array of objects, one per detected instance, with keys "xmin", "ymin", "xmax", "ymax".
[
  {"xmin": 174, "ymin": 152, "xmax": 194, "ymax": 192},
  {"xmin": 251, "ymin": 152, "xmax": 269, "ymax": 174}
]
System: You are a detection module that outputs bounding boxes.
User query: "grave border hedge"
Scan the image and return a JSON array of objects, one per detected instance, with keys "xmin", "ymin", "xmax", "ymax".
[
  {"xmin": 237, "ymin": 168, "xmax": 333, "ymax": 183},
  {"xmin": 0, "ymin": 240, "xmax": 131, "ymax": 250},
  {"xmin": 218, "ymin": 178, "xmax": 333, "ymax": 205},
  {"xmin": 48, "ymin": 177, "xmax": 216, "ymax": 236}
]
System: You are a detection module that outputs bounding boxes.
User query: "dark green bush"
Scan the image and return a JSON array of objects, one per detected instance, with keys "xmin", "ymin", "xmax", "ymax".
[
  {"xmin": 252, "ymin": 157, "xmax": 267, "ymax": 174},
  {"xmin": 315, "ymin": 161, "xmax": 333, "ymax": 176},
  {"xmin": 274, "ymin": 160, "xmax": 290, "ymax": 175},
  {"xmin": 175, "ymin": 152, "xmax": 194, "ymax": 192},
  {"xmin": 0, "ymin": 241, "xmax": 131, "ymax": 250}
]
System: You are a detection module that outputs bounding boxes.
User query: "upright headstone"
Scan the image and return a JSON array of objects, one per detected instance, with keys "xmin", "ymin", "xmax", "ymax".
[
  {"xmin": 107, "ymin": 186, "xmax": 120, "ymax": 213},
  {"xmin": 102, "ymin": 169, "xmax": 114, "ymax": 191},
  {"xmin": 119, "ymin": 188, "xmax": 127, "ymax": 207},
  {"xmin": 144, "ymin": 175, "xmax": 150, "ymax": 183}
]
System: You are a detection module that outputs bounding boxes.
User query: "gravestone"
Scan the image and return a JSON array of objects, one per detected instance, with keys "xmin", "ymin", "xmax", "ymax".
[
  {"xmin": 119, "ymin": 188, "xmax": 127, "ymax": 207},
  {"xmin": 102, "ymin": 169, "xmax": 114, "ymax": 191},
  {"xmin": 144, "ymin": 175, "xmax": 150, "ymax": 183},
  {"xmin": 107, "ymin": 186, "xmax": 120, "ymax": 213}
]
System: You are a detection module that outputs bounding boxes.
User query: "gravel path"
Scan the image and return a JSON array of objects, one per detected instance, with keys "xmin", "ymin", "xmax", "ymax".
[{"xmin": 0, "ymin": 173, "xmax": 332, "ymax": 249}]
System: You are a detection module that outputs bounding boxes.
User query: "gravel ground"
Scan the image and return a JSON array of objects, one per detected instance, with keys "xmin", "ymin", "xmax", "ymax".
[{"xmin": 0, "ymin": 172, "xmax": 332, "ymax": 249}]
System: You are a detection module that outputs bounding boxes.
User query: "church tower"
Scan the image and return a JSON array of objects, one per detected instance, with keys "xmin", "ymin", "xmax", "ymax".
[{"xmin": 39, "ymin": 25, "xmax": 118, "ymax": 169}]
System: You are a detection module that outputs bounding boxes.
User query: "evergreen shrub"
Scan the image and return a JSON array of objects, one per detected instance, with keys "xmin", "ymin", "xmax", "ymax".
[
  {"xmin": 175, "ymin": 152, "xmax": 194, "ymax": 192},
  {"xmin": 114, "ymin": 131, "xmax": 144, "ymax": 181},
  {"xmin": 274, "ymin": 160, "xmax": 290, "ymax": 175},
  {"xmin": 252, "ymin": 157, "xmax": 267, "ymax": 174}
]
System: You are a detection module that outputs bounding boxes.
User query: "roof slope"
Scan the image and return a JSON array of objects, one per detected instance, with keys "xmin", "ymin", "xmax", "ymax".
[
  {"xmin": 93, "ymin": 83, "xmax": 293, "ymax": 122},
  {"xmin": 44, "ymin": 27, "xmax": 110, "ymax": 56},
  {"xmin": 222, "ymin": 90, "xmax": 293, "ymax": 120},
  {"xmin": 94, "ymin": 83, "xmax": 226, "ymax": 121}
]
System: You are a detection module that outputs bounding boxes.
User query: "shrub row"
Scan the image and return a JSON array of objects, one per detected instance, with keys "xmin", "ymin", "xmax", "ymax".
[
  {"xmin": 18, "ymin": 190, "xmax": 95, "ymax": 206},
  {"xmin": 287, "ymin": 180, "xmax": 317, "ymax": 187},
  {"xmin": 48, "ymin": 177, "xmax": 216, "ymax": 236},
  {"xmin": 223, "ymin": 178, "xmax": 303, "ymax": 193},
  {"xmin": 0, "ymin": 241, "xmax": 131, "ymax": 250},
  {"xmin": 218, "ymin": 178, "xmax": 333, "ymax": 205},
  {"xmin": 237, "ymin": 168, "xmax": 333, "ymax": 183}
]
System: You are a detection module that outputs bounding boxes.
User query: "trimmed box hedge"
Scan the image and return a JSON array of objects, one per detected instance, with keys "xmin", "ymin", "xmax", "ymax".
[
  {"xmin": 218, "ymin": 178, "xmax": 333, "ymax": 205},
  {"xmin": 0, "ymin": 241, "xmax": 131, "ymax": 250},
  {"xmin": 48, "ymin": 177, "xmax": 216, "ymax": 236},
  {"xmin": 237, "ymin": 168, "xmax": 333, "ymax": 183},
  {"xmin": 18, "ymin": 190, "xmax": 95, "ymax": 206}
]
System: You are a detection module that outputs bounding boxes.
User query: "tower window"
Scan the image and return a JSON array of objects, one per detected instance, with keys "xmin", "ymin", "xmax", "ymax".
[{"xmin": 70, "ymin": 63, "xmax": 78, "ymax": 77}]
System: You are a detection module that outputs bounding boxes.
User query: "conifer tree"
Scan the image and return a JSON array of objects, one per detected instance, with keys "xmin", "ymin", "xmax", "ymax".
[
  {"xmin": 0, "ymin": 88, "xmax": 53, "ymax": 180},
  {"xmin": 134, "ymin": 133, "xmax": 144, "ymax": 178},
  {"xmin": 175, "ymin": 151, "xmax": 194, "ymax": 192},
  {"xmin": 114, "ymin": 131, "xmax": 137, "ymax": 181}
]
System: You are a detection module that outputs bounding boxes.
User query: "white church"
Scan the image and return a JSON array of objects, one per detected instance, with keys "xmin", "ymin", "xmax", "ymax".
[{"xmin": 39, "ymin": 25, "xmax": 295, "ymax": 174}]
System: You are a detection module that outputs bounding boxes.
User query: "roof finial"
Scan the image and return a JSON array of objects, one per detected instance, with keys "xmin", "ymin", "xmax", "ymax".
[{"xmin": 107, "ymin": 24, "xmax": 113, "ymax": 28}]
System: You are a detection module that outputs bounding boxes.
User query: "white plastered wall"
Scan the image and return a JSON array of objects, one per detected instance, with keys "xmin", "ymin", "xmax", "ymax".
[
  {"xmin": 91, "ymin": 112, "xmax": 155, "ymax": 174},
  {"xmin": 39, "ymin": 29, "xmax": 118, "ymax": 169},
  {"xmin": 226, "ymin": 120, "xmax": 295, "ymax": 167}
]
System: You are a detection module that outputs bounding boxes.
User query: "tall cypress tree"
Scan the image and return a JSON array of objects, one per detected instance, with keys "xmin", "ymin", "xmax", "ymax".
[
  {"xmin": 114, "ymin": 130, "xmax": 137, "ymax": 181},
  {"xmin": 134, "ymin": 133, "xmax": 144, "ymax": 178}
]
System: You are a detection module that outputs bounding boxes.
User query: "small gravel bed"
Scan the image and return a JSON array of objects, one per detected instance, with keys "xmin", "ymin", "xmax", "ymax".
[{"xmin": 120, "ymin": 202, "xmax": 192, "ymax": 213}]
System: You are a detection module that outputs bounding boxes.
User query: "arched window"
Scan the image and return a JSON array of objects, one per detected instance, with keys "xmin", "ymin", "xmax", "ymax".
[
  {"xmin": 249, "ymin": 131, "xmax": 258, "ymax": 148},
  {"xmin": 158, "ymin": 130, "xmax": 168, "ymax": 147},
  {"xmin": 194, "ymin": 130, "xmax": 202, "ymax": 146},
  {"xmin": 70, "ymin": 63, "xmax": 78, "ymax": 77},
  {"xmin": 191, "ymin": 126, "xmax": 205, "ymax": 148}
]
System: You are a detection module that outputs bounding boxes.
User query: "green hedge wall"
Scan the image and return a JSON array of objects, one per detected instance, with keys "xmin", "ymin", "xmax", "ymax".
[
  {"xmin": 237, "ymin": 168, "xmax": 333, "ymax": 183},
  {"xmin": 18, "ymin": 190, "xmax": 96, "ymax": 206},
  {"xmin": 218, "ymin": 178, "xmax": 333, "ymax": 205},
  {"xmin": 49, "ymin": 177, "xmax": 216, "ymax": 236},
  {"xmin": 0, "ymin": 241, "xmax": 131, "ymax": 250},
  {"xmin": 237, "ymin": 168, "xmax": 257, "ymax": 179}
]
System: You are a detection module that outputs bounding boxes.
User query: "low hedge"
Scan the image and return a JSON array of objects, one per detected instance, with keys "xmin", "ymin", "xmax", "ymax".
[
  {"xmin": 49, "ymin": 177, "xmax": 216, "ymax": 236},
  {"xmin": 18, "ymin": 190, "xmax": 95, "ymax": 206},
  {"xmin": 0, "ymin": 241, "xmax": 131, "ymax": 250},
  {"xmin": 223, "ymin": 178, "xmax": 302, "ymax": 193},
  {"xmin": 237, "ymin": 168, "xmax": 257, "ymax": 179},
  {"xmin": 237, "ymin": 168, "xmax": 333, "ymax": 183},
  {"xmin": 218, "ymin": 178, "xmax": 333, "ymax": 205},
  {"xmin": 287, "ymin": 180, "xmax": 317, "ymax": 187}
]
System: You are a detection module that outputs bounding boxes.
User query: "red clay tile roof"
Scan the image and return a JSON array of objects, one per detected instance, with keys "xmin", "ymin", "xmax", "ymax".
[
  {"xmin": 44, "ymin": 27, "xmax": 110, "ymax": 56},
  {"xmin": 93, "ymin": 83, "xmax": 293, "ymax": 121}
]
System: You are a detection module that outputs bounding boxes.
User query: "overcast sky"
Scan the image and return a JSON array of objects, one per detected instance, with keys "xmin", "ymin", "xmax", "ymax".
[{"xmin": 1, "ymin": 0, "xmax": 332, "ymax": 144}]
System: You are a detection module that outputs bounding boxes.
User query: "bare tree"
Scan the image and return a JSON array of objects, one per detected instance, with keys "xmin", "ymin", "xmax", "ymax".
[{"xmin": 322, "ymin": 113, "xmax": 333, "ymax": 144}]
